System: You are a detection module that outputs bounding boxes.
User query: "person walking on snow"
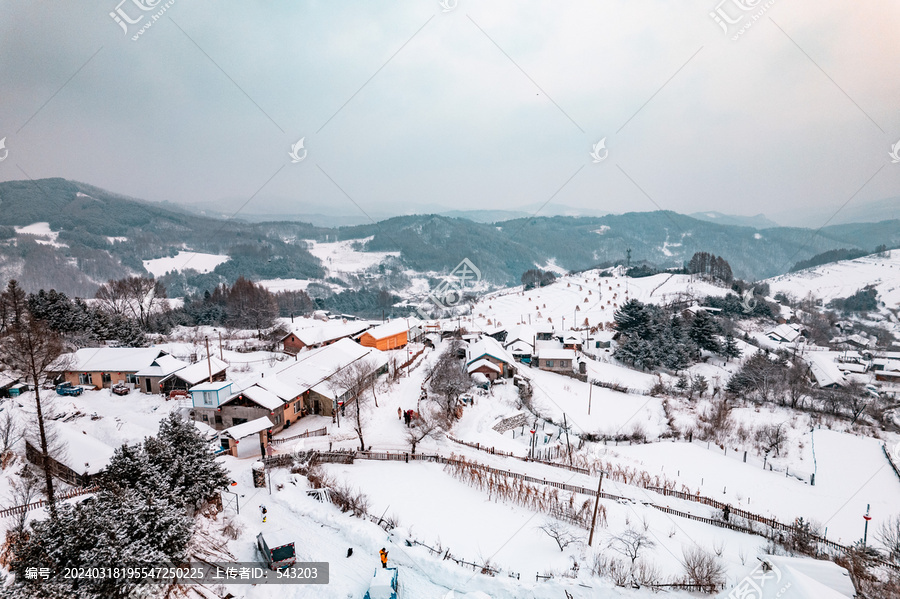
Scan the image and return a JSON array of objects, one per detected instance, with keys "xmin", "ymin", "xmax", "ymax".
[
  {"xmin": 260, "ymin": 505, "xmax": 267, "ymax": 523},
  {"xmin": 379, "ymin": 548, "xmax": 388, "ymax": 568},
  {"xmin": 397, "ymin": 407, "xmax": 402, "ymax": 420}
]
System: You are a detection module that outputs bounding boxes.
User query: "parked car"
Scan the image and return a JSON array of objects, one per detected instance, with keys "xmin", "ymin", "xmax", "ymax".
[
  {"xmin": 55, "ymin": 382, "xmax": 83, "ymax": 397},
  {"xmin": 256, "ymin": 532, "xmax": 296, "ymax": 571},
  {"xmin": 168, "ymin": 389, "xmax": 190, "ymax": 401},
  {"xmin": 364, "ymin": 567, "xmax": 399, "ymax": 599},
  {"xmin": 111, "ymin": 384, "xmax": 130, "ymax": 396}
]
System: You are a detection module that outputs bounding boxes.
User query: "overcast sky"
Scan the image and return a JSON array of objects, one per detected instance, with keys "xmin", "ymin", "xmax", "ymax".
[{"xmin": 1, "ymin": 0, "xmax": 898, "ymax": 225}]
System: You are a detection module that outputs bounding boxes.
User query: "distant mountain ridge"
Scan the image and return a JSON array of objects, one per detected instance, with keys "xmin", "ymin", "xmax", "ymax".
[
  {"xmin": 1, "ymin": 178, "xmax": 899, "ymax": 298},
  {"xmin": 688, "ymin": 211, "xmax": 779, "ymax": 229}
]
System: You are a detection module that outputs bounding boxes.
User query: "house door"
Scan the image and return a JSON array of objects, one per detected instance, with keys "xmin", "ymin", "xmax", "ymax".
[
  {"xmin": 145, "ymin": 378, "xmax": 152, "ymax": 393},
  {"xmin": 313, "ymin": 400, "xmax": 321, "ymax": 415}
]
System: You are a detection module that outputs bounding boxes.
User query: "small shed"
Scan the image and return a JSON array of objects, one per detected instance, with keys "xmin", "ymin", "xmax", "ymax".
[
  {"xmin": 221, "ymin": 416, "xmax": 274, "ymax": 458},
  {"xmin": 189, "ymin": 381, "xmax": 234, "ymax": 409}
]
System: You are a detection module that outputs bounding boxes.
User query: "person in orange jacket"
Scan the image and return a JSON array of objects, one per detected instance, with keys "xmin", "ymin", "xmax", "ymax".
[{"xmin": 379, "ymin": 548, "xmax": 388, "ymax": 568}]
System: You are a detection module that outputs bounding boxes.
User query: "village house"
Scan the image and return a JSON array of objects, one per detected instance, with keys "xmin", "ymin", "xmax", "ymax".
[
  {"xmin": 280, "ymin": 319, "xmax": 372, "ymax": 354},
  {"xmin": 465, "ymin": 336, "xmax": 516, "ymax": 378},
  {"xmin": 767, "ymin": 323, "xmax": 805, "ymax": 344},
  {"xmin": 467, "ymin": 358, "xmax": 502, "ymax": 381},
  {"xmin": 503, "ymin": 324, "xmax": 537, "ymax": 362},
  {"xmin": 59, "ymin": 347, "xmax": 170, "ymax": 390},
  {"xmin": 534, "ymin": 347, "xmax": 577, "ymax": 374},
  {"xmin": 359, "ymin": 318, "xmax": 420, "ymax": 351},
  {"xmin": 26, "ymin": 423, "xmax": 115, "ymax": 486},
  {"xmin": 134, "ymin": 354, "xmax": 189, "ymax": 394},
  {"xmin": 806, "ymin": 354, "xmax": 846, "ymax": 389},
  {"xmin": 159, "ymin": 357, "xmax": 228, "ymax": 396},
  {"xmin": 274, "ymin": 338, "xmax": 389, "ymax": 416}
]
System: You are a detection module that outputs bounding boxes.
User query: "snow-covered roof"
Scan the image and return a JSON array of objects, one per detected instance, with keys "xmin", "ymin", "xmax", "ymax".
[
  {"xmin": 273, "ymin": 338, "xmax": 387, "ymax": 399},
  {"xmin": 224, "ymin": 416, "xmax": 274, "ymax": 440},
  {"xmin": 768, "ymin": 324, "xmax": 802, "ymax": 343},
  {"xmin": 835, "ymin": 362, "xmax": 867, "ymax": 374},
  {"xmin": 874, "ymin": 358, "xmax": 900, "ymax": 371},
  {"xmin": 222, "ymin": 385, "xmax": 284, "ymax": 411},
  {"xmin": 467, "ymin": 359, "xmax": 501, "ymax": 374},
  {"xmin": 504, "ymin": 324, "xmax": 537, "ymax": 346},
  {"xmin": 362, "ymin": 317, "xmax": 420, "ymax": 341},
  {"xmin": 134, "ymin": 354, "xmax": 189, "ymax": 377},
  {"xmin": 192, "ymin": 420, "xmax": 218, "ymax": 440},
  {"xmin": 162, "ymin": 357, "xmax": 228, "ymax": 386},
  {"xmin": 505, "ymin": 340, "xmax": 534, "ymax": 355},
  {"xmin": 807, "ymin": 354, "xmax": 846, "ymax": 388},
  {"xmin": 189, "ymin": 380, "xmax": 233, "ymax": 393},
  {"xmin": 755, "ymin": 555, "xmax": 854, "ymax": 598},
  {"xmin": 466, "ymin": 336, "xmax": 514, "ymax": 366},
  {"xmin": 54, "ymin": 425, "xmax": 116, "ymax": 475},
  {"xmin": 63, "ymin": 347, "xmax": 167, "ymax": 373},
  {"xmin": 537, "ymin": 348, "xmax": 576, "ymax": 360},
  {"xmin": 285, "ymin": 320, "xmax": 372, "ymax": 346}
]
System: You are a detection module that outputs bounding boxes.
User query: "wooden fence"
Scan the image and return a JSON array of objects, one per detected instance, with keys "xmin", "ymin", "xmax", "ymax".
[
  {"xmin": 0, "ymin": 485, "xmax": 99, "ymax": 519},
  {"xmin": 884, "ymin": 444, "xmax": 900, "ymax": 482},
  {"xmin": 270, "ymin": 426, "xmax": 328, "ymax": 446}
]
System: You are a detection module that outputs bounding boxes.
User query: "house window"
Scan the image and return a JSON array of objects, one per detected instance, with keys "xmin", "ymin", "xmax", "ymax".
[
  {"xmin": 274, "ymin": 414, "xmax": 282, "ymax": 424},
  {"xmin": 201, "ymin": 414, "xmax": 209, "ymax": 422},
  {"xmin": 294, "ymin": 402, "xmax": 302, "ymax": 414},
  {"xmin": 232, "ymin": 418, "xmax": 247, "ymax": 426},
  {"xmin": 101, "ymin": 373, "xmax": 112, "ymax": 384},
  {"xmin": 203, "ymin": 391, "xmax": 215, "ymax": 406},
  {"xmin": 79, "ymin": 373, "xmax": 93, "ymax": 385},
  {"xmin": 546, "ymin": 360, "xmax": 554, "ymax": 367},
  {"xmin": 560, "ymin": 360, "xmax": 568, "ymax": 367},
  {"xmin": 126, "ymin": 374, "xmax": 138, "ymax": 385}
]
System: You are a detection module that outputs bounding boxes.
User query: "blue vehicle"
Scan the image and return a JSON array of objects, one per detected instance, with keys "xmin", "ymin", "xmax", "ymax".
[
  {"xmin": 364, "ymin": 567, "xmax": 398, "ymax": 599},
  {"xmin": 56, "ymin": 382, "xmax": 83, "ymax": 397}
]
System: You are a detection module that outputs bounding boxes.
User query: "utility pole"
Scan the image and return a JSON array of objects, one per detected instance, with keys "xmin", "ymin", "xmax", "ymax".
[
  {"xmin": 863, "ymin": 504, "xmax": 872, "ymax": 548},
  {"xmin": 588, "ymin": 382, "xmax": 592, "ymax": 415},
  {"xmin": 205, "ymin": 337, "xmax": 213, "ymax": 383},
  {"xmin": 563, "ymin": 413, "xmax": 573, "ymax": 465},
  {"xmin": 218, "ymin": 331, "xmax": 224, "ymax": 361},
  {"xmin": 588, "ymin": 472, "xmax": 605, "ymax": 546}
]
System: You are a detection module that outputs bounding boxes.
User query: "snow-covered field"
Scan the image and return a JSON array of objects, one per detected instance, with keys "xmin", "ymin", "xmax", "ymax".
[
  {"xmin": 307, "ymin": 238, "xmax": 400, "ymax": 280},
  {"xmin": 767, "ymin": 251, "xmax": 900, "ymax": 315},
  {"xmin": 464, "ymin": 272, "xmax": 731, "ymax": 331},
  {"xmin": 14, "ymin": 222, "xmax": 66, "ymax": 247},
  {"xmin": 143, "ymin": 251, "xmax": 230, "ymax": 276}
]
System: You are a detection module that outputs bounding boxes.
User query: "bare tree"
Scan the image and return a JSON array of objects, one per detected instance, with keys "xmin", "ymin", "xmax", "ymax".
[
  {"xmin": 0, "ymin": 410, "xmax": 24, "ymax": 461},
  {"xmin": 95, "ymin": 276, "xmax": 168, "ymax": 330},
  {"xmin": 0, "ymin": 280, "xmax": 66, "ymax": 518},
  {"xmin": 877, "ymin": 515, "xmax": 900, "ymax": 563},
  {"xmin": 539, "ymin": 522, "xmax": 580, "ymax": 552},
  {"xmin": 329, "ymin": 358, "xmax": 379, "ymax": 451},
  {"xmin": 6, "ymin": 469, "xmax": 42, "ymax": 534},
  {"xmin": 754, "ymin": 423, "xmax": 787, "ymax": 457},
  {"xmin": 405, "ymin": 405, "xmax": 442, "ymax": 455},
  {"xmin": 427, "ymin": 342, "xmax": 472, "ymax": 420},
  {"xmin": 681, "ymin": 546, "xmax": 726, "ymax": 590},
  {"xmin": 608, "ymin": 527, "xmax": 655, "ymax": 569}
]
